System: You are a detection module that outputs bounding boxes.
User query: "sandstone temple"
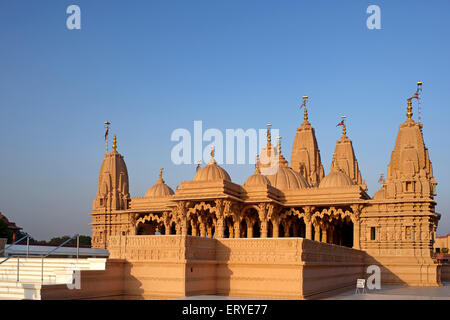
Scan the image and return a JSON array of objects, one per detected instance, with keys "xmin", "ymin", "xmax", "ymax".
[{"xmin": 86, "ymin": 92, "xmax": 447, "ymax": 299}]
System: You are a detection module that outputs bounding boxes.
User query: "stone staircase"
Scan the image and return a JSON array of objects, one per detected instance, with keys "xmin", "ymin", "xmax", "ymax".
[{"xmin": 0, "ymin": 258, "xmax": 107, "ymax": 300}]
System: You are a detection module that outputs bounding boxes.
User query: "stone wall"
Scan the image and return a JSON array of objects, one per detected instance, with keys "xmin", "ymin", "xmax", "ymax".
[
  {"xmin": 43, "ymin": 235, "xmax": 442, "ymax": 300},
  {"xmin": 107, "ymin": 235, "xmax": 365, "ymax": 299},
  {"xmin": 216, "ymin": 238, "xmax": 365, "ymax": 299},
  {"xmin": 109, "ymin": 235, "xmax": 216, "ymax": 299}
]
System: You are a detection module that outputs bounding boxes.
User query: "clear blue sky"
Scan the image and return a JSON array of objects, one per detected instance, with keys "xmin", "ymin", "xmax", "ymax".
[{"xmin": 0, "ymin": 0, "xmax": 449, "ymax": 240}]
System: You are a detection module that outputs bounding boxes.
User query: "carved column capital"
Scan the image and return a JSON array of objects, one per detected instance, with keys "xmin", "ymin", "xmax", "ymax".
[
  {"xmin": 350, "ymin": 204, "xmax": 363, "ymax": 220},
  {"xmin": 303, "ymin": 206, "xmax": 315, "ymax": 223}
]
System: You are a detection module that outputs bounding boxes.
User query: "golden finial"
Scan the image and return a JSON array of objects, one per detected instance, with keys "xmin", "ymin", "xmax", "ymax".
[
  {"xmin": 112, "ymin": 135, "xmax": 117, "ymax": 151},
  {"xmin": 267, "ymin": 123, "xmax": 272, "ymax": 145},
  {"xmin": 210, "ymin": 145, "xmax": 215, "ymax": 158},
  {"xmin": 302, "ymin": 96, "xmax": 309, "ymax": 121},
  {"xmin": 406, "ymin": 99, "xmax": 413, "ymax": 119},
  {"xmin": 277, "ymin": 136, "xmax": 282, "ymax": 155},
  {"xmin": 341, "ymin": 116, "xmax": 347, "ymax": 136},
  {"xmin": 159, "ymin": 168, "xmax": 164, "ymax": 180},
  {"xmin": 255, "ymin": 154, "xmax": 260, "ymax": 173},
  {"xmin": 196, "ymin": 160, "xmax": 201, "ymax": 172}
]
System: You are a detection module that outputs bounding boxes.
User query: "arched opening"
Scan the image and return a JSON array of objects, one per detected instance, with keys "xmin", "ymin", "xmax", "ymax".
[
  {"xmin": 136, "ymin": 220, "xmax": 158, "ymax": 235},
  {"xmin": 279, "ymin": 223, "xmax": 285, "ymax": 238},
  {"xmin": 253, "ymin": 220, "xmax": 260, "ymax": 238},
  {"xmin": 241, "ymin": 207, "xmax": 260, "ymax": 238},
  {"xmin": 158, "ymin": 223, "xmax": 165, "ymax": 235},
  {"xmin": 224, "ymin": 216, "xmax": 234, "ymax": 238},
  {"xmin": 342, "ymin": 218, "xmax": 353, "ymax": 248},
  {"xmin": 291, "ymin": 216, "xmax": 306, "ymax": 238},
  {"xmin": 240, "ymin": 219, "xmax": 247, "ymax": 238},
  {"xmin": 170, "ymin": 222, "xmax": 176, "ymax": 235},
  {"xmin": 205, "ymin": 216, "xmax": 215, "ymax": 238}
]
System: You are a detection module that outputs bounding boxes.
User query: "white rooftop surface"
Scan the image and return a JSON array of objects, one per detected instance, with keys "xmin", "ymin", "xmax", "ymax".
[{"xmin": 4, "ymin": 244, "xmax": 109, "ymax": 257}]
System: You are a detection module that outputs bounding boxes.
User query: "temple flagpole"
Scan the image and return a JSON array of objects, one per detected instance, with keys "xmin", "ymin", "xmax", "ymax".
[
  {"xmin": 417, "ymin": 81, "xmax": 423, "ymax": 123},
  {"xmin": 104, "ymin": 121, "xmax": 111, "ymax": 153}
]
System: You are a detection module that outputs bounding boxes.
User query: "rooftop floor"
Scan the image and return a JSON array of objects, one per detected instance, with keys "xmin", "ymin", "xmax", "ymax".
[{"xmin": 325, "ymin": 282, "xmax": 450, "ymax": 300}]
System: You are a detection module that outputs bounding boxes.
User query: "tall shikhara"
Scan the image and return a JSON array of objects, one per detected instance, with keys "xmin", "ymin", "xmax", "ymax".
[
  {"xmin": 375, "ymin": 99, "xmax": 437, "ymax": 200},
  {"xmin": 290, "ymin": 100, "xmax": 325, "ymax": 187},
  {"xmin": 331, "ymin": 119, "xmax": 366, "ymax": 190}
]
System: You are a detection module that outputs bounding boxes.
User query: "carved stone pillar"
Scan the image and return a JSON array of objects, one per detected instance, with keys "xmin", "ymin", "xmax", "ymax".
[
  {"xmin": 304, "ymin": 206, "xmax": 314, "ymax": 240},
  {"xmin": 247, "ymin": 219, "xmax": 253, "ymax": 238},
  {"xmin": 313, "ymin": 222, "xmax": 321, "ymax": 242},
  {"xmin": 215, "ymin": 199, "xmax": 225, "ymax": 238},
  {"xmin": 129, "ymin": 214, "xmax": 137, "ymax": 235},
  {"xmin": 272, "ymin": 220, "xmax": 279, "ymax": 238},
  {"xmin": 176, "ymin": 202, "xmax": 188, "ymax": 235},
  {"xmin": 192, "ymin": 224, "xmax": 198, "ymax": 237},
  {"xmin": 321, "ymin": 226, "xmax": 327, "ymax": 243},
  {"xmin": 260, "ymin": 220, "xmax": 268, "ymax": 238},
  {"xmin": 200, "ymin": 223, "xmax": 206, "ymax": 237},
  {"xmin": 228, "ymin": 224, "xmax": 234, "ymax": 238},
  {"xmin": 351, "ymin": 204, "xmax": 362, "ymax": 250},
  {"xmin": 258, "ymin": 203, "xmax": 268, "ymax": 238},
  {"xmin": 215, "ymin": 219, "xmax": 224, "ymax": 238},
  {"xmin": 206, "ymin": 225, "xmax": 213, "ymax": 238},
  {"xmin": 352, "ymin": 218, "xmax": 361, "ymax": 249},
  {"xmin": 162, "ymin": 211, "xmax": 171, "ymax": 235},
  {"xmin": 234, "ymin": 221, "xmax": 240, "ymax": 238}
]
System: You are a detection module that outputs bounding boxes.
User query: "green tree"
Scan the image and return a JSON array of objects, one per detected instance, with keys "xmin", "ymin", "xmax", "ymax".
[
  {"xmin": 48, "ymin": 235, "xmax": 91, "ymax": 246},
  {"xmin": 0, "ymin": 217, "xmax": 13, "ymax": 243}
]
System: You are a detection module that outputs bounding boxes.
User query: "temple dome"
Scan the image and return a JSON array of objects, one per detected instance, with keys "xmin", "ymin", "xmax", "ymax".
[
  {"xmin": 319, "ymin": 169, "xmax": 354, "ymax": 188},
  {"xmin": 373, "ymin": 188, "xmax": 385, "ymax": 200},
  {"xmin": 244, "ymin": 168, "xmax": 271, "ymax": 187},
  {"xmin": 145, "ymin": 170, "xmax": 174, "ymax": 198},
  {"xmin": 266, "ymin": 166, "xmax": 309, "ymax": 190},
  {"xmin": 193, "ymin": 158, "xmax": 231, "ymax": 182},
  {"xmin": 259, "ymin": 129, "xmax": 309, "ymax": 190}
]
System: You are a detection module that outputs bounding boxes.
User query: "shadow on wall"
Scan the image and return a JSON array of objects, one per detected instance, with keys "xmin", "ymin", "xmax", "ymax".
[{"xmin": 364, "ymin": 254, "xmax": 440, "ymax": 287}]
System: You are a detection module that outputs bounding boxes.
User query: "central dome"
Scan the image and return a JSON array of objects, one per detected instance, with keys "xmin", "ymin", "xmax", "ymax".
[
  {"xmin": 193, "ymin": 159, "xmax": 231, "ymax": 182},
  {"xmin": 266, "ymin": 166, "xmax": 310, "ymax": 190},
  {"xmin": 319, "ymin": 169, "xmax": 354, "ymax": 188}
]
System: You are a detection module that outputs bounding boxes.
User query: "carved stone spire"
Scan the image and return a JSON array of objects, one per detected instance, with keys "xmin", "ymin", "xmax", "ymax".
[
  {"xmin": 290, "ymin": 99, "xmax": 325, "ymax": 187},
  {"xmin": 92, "ymin": 140, "xmax": 130, "ymax": 212},
  {"xmin": 331, "ymin": 121, "xmax": 365, "ymax": 189},
  {"xmin": 378, "ymin": 100, "xmax": 437, "ymax": 200}
]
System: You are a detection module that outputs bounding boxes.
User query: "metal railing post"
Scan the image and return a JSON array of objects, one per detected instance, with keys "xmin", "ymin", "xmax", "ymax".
[
  {"xmin": 16, "ymin": 257, "xmax": 19, "ymax": 282},
  {"xmin": 41, "ymin": 256, "xmax": 44, "ymax": 284},
  {"xmin": 26, "ymin": 237, "xmax": 29, "ymax": 258},
  {"xmin": 76, "ymin": 235, "xmax": 79, "ymax": 260}
]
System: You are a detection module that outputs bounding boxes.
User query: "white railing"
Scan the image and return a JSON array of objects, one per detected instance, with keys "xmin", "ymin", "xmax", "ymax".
[{"xmin": 0, "ymin": 234, "xmax": 80, "ymax": 284}]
